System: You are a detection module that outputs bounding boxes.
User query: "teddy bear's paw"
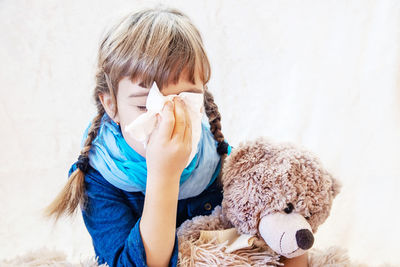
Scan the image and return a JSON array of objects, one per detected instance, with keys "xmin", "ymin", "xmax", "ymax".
[
  {"xmin": 178, "ymin": 228, "xmax": 282, "ymax": 266},
  {"xmin": 178, "ymin": 241, "xmax": 282, "ymax": 267},
  {"xmin": 232, "ymin": 246, "xmax": 283, "ymax": 267},
  {"xmin": 177, "ymin": 206, "xmax": 228, "ymax": 239}
]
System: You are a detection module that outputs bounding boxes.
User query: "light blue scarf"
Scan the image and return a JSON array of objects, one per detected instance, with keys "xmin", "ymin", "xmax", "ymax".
[{"xmin": 81, "ymin": 113, "xmax": 222, "ymax": 199}]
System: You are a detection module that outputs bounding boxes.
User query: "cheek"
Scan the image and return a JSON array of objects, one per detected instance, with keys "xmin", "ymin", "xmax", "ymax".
[
  {"xmin": 117, "ymin": 100, "xmax": 142, "ymax": 120},
  {"xmin": 117, "ymin": 105, "xmax": 147, "ymax": 157}
]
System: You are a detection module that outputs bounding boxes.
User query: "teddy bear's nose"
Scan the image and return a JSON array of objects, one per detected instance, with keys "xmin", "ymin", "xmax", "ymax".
[{"xmin": 295, "ymin": 229, "xmax": 314, "ymax": 250}]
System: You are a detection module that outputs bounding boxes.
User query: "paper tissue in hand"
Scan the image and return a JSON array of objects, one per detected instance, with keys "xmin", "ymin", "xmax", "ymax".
[{"xmin": 125, "ymin": 82, "xmax": 204, "ymax": 167}]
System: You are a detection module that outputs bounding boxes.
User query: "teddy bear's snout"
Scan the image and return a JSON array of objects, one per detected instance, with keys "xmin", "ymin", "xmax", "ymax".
[
  {"xmin": 296, "ymin": 229, "xmax": 314, "ymax": 250},
  {"xmin": 259, "ymin": 212, "xmax": 315, "ymax": 258}
]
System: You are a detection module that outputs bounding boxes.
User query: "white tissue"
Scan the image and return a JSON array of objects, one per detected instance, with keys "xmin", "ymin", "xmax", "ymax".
[{"xmin": 125, "ymin": 82, "xmax": 204, "ymax": 167}]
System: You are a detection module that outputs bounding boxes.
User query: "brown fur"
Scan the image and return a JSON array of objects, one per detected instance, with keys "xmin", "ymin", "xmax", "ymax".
[
  {"xmin": 222, "ymin": 137, "xmax": 341, "ymax": 236},
  {"xmin": 177, "ymin": 137, "xmax": 352, "ymax": 266}
]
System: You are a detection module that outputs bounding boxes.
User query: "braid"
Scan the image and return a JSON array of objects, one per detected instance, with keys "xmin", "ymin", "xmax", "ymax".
[
  {"xmin": 203, "ymin": 85, "xmax": 229, "ymax": 185},
  {"xmin": 80, "ymin": 111, "xmax": 104, "ymax": 157},
  {"xmin": 204, "ymin": 85, "xmax": 231, "ymax": 149},
  {"xmin": 44, "ymin": 69, "xmax": 107, "ymax": 221},
  {"xmin": 43, "ymin": 110, "xmax": 104, "ymax": 221},
  {"xmin": 203, "ymin": 86, "xmax": 224, "ymax": 143}
]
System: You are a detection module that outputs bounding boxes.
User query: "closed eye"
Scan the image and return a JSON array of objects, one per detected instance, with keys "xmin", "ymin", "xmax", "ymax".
[{"xmin": 137, "ymin": 106, "xmax": 147, "ymax": 111}]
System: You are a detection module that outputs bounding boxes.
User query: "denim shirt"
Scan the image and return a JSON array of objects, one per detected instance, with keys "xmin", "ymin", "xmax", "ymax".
[{"xmin": 68, "ymin": 162, "xmax": 223, "ymax": 267}]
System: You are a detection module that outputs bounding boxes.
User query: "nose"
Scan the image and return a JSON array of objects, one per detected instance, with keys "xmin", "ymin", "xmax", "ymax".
[{"xmin": 295, "ymin": 229, "xmax": 314, "ymax": 250}]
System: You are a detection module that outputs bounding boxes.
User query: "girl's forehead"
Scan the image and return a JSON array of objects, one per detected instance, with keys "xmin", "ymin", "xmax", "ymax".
[{"xmin": 118, "ymin": 77, "xmax": 148, "ymax": 97}]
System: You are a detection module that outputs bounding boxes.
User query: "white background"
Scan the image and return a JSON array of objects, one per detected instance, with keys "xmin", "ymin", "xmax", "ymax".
[{"xmin": 0, "ymin": 0, "xmax": 399, "ymax": 266}]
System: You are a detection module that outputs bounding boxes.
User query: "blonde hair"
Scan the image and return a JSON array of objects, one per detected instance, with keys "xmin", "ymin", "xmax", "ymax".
[{"xmin": 45, "ymin": 6, "xmax": 227, "ymax": 221}]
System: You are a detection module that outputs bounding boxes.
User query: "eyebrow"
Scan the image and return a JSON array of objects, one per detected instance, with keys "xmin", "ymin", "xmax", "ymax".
[
  {"xmin": 128, "ymin": 91, "xmax": 149, "ymax": 97},
  {"xmin": 128, "ymin": 87, "xmax": 203, "ymax": 98}
]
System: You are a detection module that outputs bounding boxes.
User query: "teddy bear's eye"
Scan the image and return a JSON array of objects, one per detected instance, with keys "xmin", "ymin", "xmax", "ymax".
[
  {"xmin": 305, "ymin": 212, "xmax": 313, "ymax": 220},
  {"xmin": 284, "ymin": 203, "xmax": 294, "ymax": 214}
]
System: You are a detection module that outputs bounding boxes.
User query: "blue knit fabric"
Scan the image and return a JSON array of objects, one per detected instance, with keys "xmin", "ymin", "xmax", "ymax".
[{"xmin": 68, "ymin": 162, "xmax": 223, "ymax": 267}]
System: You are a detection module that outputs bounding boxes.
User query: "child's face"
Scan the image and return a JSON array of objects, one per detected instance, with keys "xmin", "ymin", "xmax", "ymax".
[{"xmin": 99, "ymin": 72, "xmax": 204, "ymax": 157}]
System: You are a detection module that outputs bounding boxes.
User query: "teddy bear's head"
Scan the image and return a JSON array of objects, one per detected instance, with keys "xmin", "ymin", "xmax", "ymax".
[{"xmin": 221, "ymin": 137, "xmax": 341, "ymax": 258}]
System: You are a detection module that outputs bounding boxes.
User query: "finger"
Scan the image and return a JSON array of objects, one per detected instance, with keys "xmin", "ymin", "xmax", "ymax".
[
  {"xmin": 158, "ymin": 100, "xmax": 175, "ymax": 140},
  {"xmin": 147, "ymin": 114, "xmax": 160, "ymax": 144},
  {"xmin": 155, "ymin": 113, "xmax": 161, "ymax": 129},
  {"xmin": 183, "ymin": 102, "xmax": 192, "ymax": 146},
  {"xmin": 172, "ymin": 97, "xmax": 186, "ymax": 141}
]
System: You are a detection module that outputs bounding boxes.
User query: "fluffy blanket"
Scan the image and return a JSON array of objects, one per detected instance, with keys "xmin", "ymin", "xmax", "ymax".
[
  {"xmin": 0, "ymin": 208, "xmax": 372, "ymax": 267},
  {"xmin": 0, "ymin": 248, "xmax": 107, "ymax": 267}
]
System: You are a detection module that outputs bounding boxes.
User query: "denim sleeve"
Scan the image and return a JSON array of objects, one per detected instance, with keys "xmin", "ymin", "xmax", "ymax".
[{"xmin": 81, "ymin": 170, "xmax": 179, "ymax": 267}]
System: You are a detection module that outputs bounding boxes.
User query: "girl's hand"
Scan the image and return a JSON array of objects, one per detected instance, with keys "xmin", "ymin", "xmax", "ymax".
[{"xmin": 146, "ymin": 97, "xmax": 192, "ymax": 182}]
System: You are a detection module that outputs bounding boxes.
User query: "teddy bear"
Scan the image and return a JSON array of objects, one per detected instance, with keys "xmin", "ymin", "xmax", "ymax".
[{"xmin": 176, "ymin": 137, "xmax": 357, "ymax": 266}]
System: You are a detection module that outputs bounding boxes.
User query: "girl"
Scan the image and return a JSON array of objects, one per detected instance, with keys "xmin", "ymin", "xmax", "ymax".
[{"xmin": 45, "ymin": 6, "xmax": 308, "ymax": 267}]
